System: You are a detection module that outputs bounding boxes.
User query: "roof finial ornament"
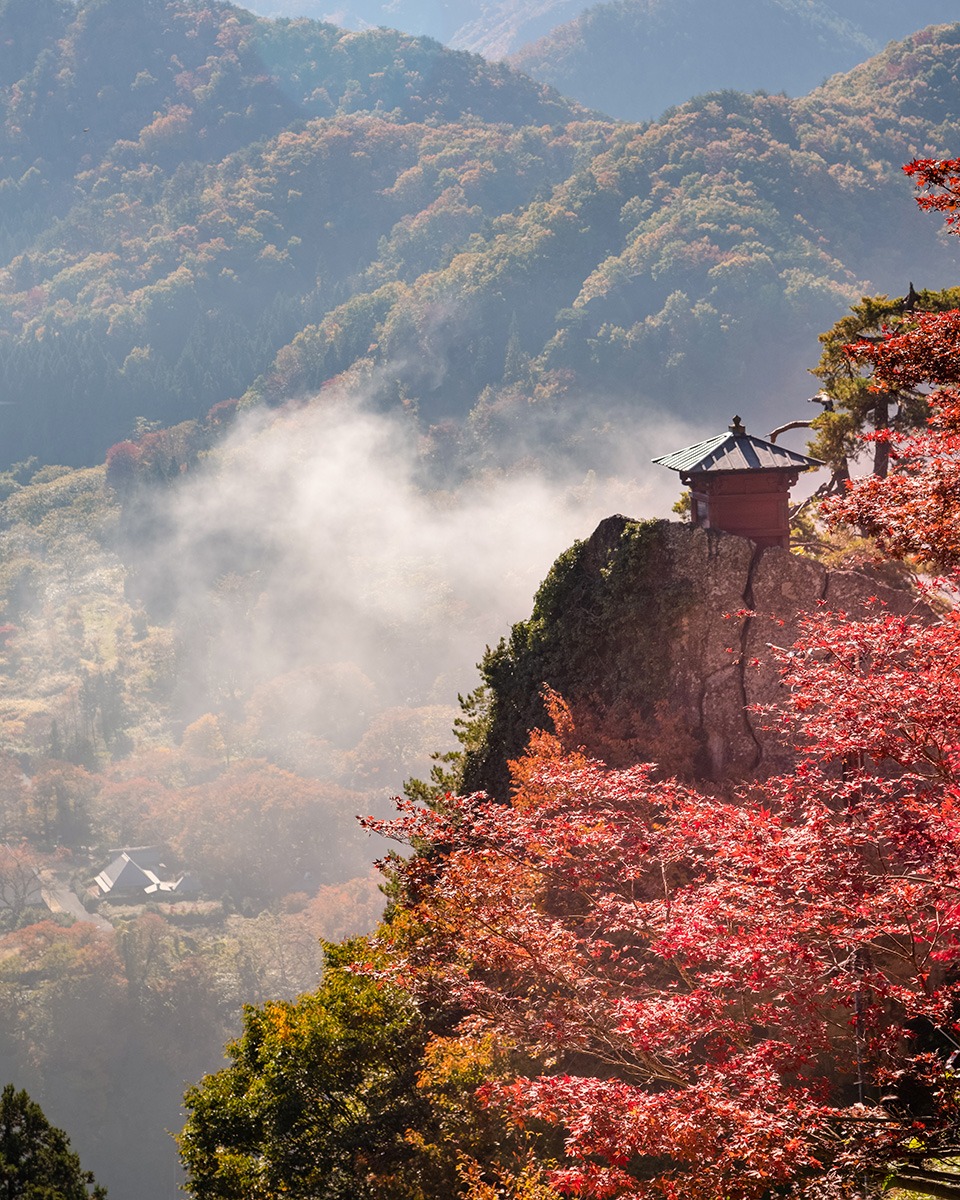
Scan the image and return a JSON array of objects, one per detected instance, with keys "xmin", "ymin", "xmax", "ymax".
[{"xmin": 729, "ymin": 415, "xmax": 746, "ymax": 436}]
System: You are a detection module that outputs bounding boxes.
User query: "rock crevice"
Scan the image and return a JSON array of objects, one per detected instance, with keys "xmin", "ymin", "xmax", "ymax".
[{"xmin": 463, "ymin": 518, "xmax": 918, "ymax": 798}]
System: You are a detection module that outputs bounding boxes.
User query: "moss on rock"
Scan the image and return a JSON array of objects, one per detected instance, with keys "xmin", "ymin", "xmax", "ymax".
[{"xmin": 461, "ymin": 516, "xmax": 695, "ymax": 799}]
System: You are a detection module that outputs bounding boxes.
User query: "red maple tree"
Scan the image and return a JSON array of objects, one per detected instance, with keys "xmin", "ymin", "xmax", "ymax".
[
  {"xmin": 904, "ymin": 158, "xmax": 960, "ymax": 229},
  {"xmin": 373, "ymin": 663, "xmax": 960, "ymax": 1199}
]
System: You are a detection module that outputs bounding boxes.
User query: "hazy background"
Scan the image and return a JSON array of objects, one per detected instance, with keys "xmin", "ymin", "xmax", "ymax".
[{"xmin": 148, "ymin": 391, "xmax": 707, "ymax": 777}]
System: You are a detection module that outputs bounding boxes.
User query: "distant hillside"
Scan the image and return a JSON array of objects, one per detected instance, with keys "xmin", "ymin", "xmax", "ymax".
[
  {"xmin": 3, "ymin": 4, "xmax": 960, "ymax": 471},
  {"xmin": 238, "ymin": 26, "xmax": 960, "ymax": 469},
  {"xmin": 510, "ymin": 0, "xmax": 960, "ymax": 120},
  {"xmin": 242, "ymin": 0, "xmax": 587, "ymax": 58},
  {"xmin": 0, "ymin": 0, "xmax": 575, "ymax": 200},
  {"xmin": 244, "ymin": 0, "xmax": 960, "ymax": 67}
]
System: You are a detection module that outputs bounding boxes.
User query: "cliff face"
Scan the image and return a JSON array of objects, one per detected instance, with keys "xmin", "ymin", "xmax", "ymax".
[{"xmin": 462, "ymin": 517, "xmax": 917, "ymax": 798}]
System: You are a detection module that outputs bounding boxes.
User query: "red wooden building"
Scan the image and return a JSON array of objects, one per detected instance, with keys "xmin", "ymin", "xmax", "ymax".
[{"xmin": 653, "ymin": 416, "xmax": 823, "ymax": 550}]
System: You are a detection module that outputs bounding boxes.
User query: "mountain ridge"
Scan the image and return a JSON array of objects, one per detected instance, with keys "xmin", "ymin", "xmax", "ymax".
[
  {"xmin": 509, "ymin": 0, "xmax": 960, "ymax": 121},
  {"xmin": 2, "ymin": 5, "xmax": 960, "ymax": 473},
  {"xmin": 243, "ymin": 0, "xmax": 960, "ymax": 67}
]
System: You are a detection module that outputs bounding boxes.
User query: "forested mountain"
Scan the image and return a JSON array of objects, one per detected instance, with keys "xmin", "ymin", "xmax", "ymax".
[
  {"xmin": 0, "ymin": 0, "xmax": 575, "ymax": 195},
  {"xmin": 510, "ymin": 0, "xmax": 960, "ymax": 120},
  {"xmin": 0, "ymin": 0, "xmax": 581, "ymax": 464},
  {"xmin": 3, "ymin": 1, "xmax": 960, "ymax": 473}
]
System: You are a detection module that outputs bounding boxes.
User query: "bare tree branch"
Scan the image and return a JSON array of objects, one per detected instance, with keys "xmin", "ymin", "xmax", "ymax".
[{"xmin": 768, "ymin": 419, "xmax": 815, "ymax": 443}]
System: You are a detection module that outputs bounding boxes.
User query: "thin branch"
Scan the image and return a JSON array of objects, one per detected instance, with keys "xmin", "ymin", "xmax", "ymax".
[{"xmin": 769, "ymin": 419, "xmax": 815, "ymax": 442}]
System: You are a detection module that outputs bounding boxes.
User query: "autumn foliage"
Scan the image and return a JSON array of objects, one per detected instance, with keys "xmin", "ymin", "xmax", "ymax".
[
  {"xmin": 904, "ymin": 158, "xmax": 960, "ymax": 228},
  {"xmin": 372, "ymin": 645, "xmax": 960, "ymax": 1198},
  {"xmin": 356, "ymin": 164, "xmax": 960, "ymax": 1200},
  {"xmin": 176, "ymin": 159, "xmax": 960, "ymax": 1199}
]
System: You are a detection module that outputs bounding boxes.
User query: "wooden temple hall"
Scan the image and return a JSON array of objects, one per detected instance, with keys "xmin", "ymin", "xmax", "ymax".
[{"xmin": 653, "ymin": 416, "xmax": 823, "ymax": 550}]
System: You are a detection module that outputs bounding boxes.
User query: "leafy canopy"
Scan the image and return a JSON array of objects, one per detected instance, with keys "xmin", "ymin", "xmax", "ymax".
[
  {"xmin": 809, "ymin": 285, "xmax": 960, "ymax": 483},
  {"xmin": 822, "ymin": 161, "xmax": 960, "ymax": 569}
]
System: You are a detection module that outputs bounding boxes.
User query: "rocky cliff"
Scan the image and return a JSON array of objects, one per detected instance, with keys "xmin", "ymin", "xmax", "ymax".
[{"xmin": 461, "ymin": 517, "xmax": 919, "ymax": 798}]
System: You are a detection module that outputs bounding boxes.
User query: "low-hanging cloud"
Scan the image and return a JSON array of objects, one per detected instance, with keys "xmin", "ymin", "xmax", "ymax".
[{"xmin": 136, "ymin": 391, "xmax": 704, "ymax": 783}]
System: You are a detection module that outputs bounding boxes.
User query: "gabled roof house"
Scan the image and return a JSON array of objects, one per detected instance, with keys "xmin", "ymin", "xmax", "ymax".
[{"xmin": 95, "ymin": 848, "xmax": 199, "ymax": 901}]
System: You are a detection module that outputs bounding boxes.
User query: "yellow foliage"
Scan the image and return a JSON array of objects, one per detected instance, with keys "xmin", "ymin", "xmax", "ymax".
[
  {"xmin": 417, "ymin": 1033, "xmax": 502, "ymax": 1092},
  {"xmin": 263, "ymin": 1001, "xmax": 292, "ymax": 1043},
  {"xmin": 458, "ymin": 1153, "xmax": 562, "ymax": 1200},
  {"xmin": 509, "ymin": 688, "xmax": 591, "ymax": 809}
]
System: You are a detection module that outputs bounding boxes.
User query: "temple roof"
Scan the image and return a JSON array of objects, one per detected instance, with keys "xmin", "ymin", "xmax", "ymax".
[{"xmin": 652, "ymin": 416, "xmax": 824, "ymax": 474}]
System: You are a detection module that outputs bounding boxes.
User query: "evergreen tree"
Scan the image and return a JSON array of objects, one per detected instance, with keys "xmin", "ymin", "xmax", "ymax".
[
  {"xmin": 809, "ymin": 285, "xmax": 960, "ymax": 482},
  {"xmin": 0, "ymin": 1083, "xmax": 107, "ymax": 1198}
]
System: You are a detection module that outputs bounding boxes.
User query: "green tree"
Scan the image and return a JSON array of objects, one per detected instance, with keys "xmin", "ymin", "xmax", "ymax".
[
  {"xmin": 178, "ymin": 941, "xmax": 430, "ymax": 1200},
  {"xmin": 0, "ymin": 1083, "xmax": 106, "ymax": 1198},
  {"xmin": 179, "ymin": 938, "xmax": 560, "ymax": 1199},
  {"xmin": 809, "ymin": 285, "xmax": 960, "ymax": 481}
]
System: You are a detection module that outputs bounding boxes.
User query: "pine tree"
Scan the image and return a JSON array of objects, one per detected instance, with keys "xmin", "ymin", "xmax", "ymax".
[{"xmin": 0, "ymin": 1083, "xmax": 106, "ymax": 1198}]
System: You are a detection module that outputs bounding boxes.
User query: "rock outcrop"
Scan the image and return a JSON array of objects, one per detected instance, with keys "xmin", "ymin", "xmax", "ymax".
[{"xmin": 461, "ymin": 517, "xmax": 920, "ymax": 799}]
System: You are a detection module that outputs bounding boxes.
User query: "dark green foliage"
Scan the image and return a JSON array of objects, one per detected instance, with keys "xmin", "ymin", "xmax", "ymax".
[
  {"xmin": 404, "ymin": 683, "xmax": 492, "ymax": 804},
  {"xmin": 178, "ymin": 937, "xmax": 565, "ymax": 1199},
  {"xmin": 179, "ymin": 941, "xmax": 429, "ymax": 1200},
  {"xmin": 461, "ymin": 517, "xmax": 693, "ymax": 800},
  {"xmin": 0, "ymin": 1083, "xmax": 106, "ymax": 1198}
]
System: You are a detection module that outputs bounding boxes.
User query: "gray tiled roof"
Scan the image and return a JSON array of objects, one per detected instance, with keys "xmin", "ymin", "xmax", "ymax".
[
  {"xmin": 653, "ymin": 419, "xmax": 823, "ymax": 474},
  {"xmin": 95, "ymin": 853, "xmax": 152, "ymax": 894}
]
